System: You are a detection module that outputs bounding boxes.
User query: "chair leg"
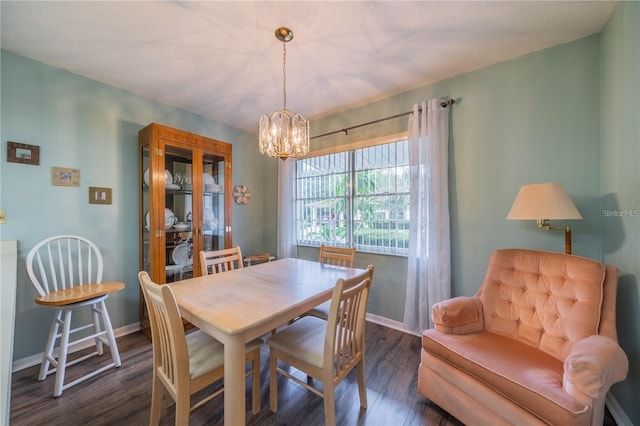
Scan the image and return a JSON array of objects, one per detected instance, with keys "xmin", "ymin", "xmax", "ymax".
[
  {"xmin": 99, "ymin": 300, "xmax": 122, "ymax": 366},
  {"xmin": 53, "ymin": 308, "xmax": 73, "ymax": 397},
  {"xmin": 323, "ymin": 381, "xmax": 337, "ymax": 426},
  {"xmin": 39, "ymin": 309, "xmax": 62, "ymax": 381},
  {"xmin": 269, "ymin": 353, "xmax": 278, "ymax": 412},
  {"xmin": 92, "ymin": 302, "xmax": 104, "ymax": 355},
  {"xmin": 251, "ymin": 350, "xmax": 261, "ymax": 415},
  {"xmin": 356, "ymin": 360, "xmax": 367, "ymax": 408},
  {"xmin": 149, "ymin": 373, "xmax": 163, "ymax": 426},
  {"xmin": 175, "ymin": 392, "xmax": 190, "ymax": 426}
]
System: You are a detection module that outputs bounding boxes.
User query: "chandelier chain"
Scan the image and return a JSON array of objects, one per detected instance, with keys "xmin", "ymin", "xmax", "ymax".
[{"xmin": 282, "ymin": 42, "xmax": 287, "ymax": 111}]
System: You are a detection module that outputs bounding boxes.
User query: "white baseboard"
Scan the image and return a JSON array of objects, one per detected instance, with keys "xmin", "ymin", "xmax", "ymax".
[
  {"xmin": 11, "ymin": 322, "xmax": 141, "ymax": 373},
  {"xmin": 606, "ymin": 392, "xmax": 632, "ymax": 426},
  {"xmin": 366, "ymin": 313, "xmax": 420, "ymax": 336}
]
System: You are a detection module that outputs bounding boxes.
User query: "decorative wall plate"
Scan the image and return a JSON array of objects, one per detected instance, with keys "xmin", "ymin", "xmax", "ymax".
[{"xmin": 233, "ymin": 184, "xmax": 251, "ymax": 205}]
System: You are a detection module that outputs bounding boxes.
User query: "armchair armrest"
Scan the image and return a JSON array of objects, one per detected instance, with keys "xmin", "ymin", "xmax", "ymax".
[
  {"xmin": 431, "ymin": 297, "xmax": 484, "ymax": 334},
  {"xmin": 563, "ymin": 335, "xmax": 629, "ymax": 403}
]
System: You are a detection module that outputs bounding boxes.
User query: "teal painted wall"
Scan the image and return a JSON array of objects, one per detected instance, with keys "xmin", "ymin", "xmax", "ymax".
[
  {"xmin": 600, "ymin": 1, "xmax": 640, "ymax": 423},
  {"xmin": 0, "ymin": 50, "xmax": 268, "ymax": 360},
  {"xmin": 280, "ymin": 34, "xmax": 603, "ymax": 325},
  {"xmin": 3, "ymin": 4, "xmax": 638, "ymax": 420}
]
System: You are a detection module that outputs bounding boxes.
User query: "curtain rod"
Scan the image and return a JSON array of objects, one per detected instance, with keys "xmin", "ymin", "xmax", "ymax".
[{"xmin": 310, "ymin": 99, "xmax": 455, "ymax": 140}]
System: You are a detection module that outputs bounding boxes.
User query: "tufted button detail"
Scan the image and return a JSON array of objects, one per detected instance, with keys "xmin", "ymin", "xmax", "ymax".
[
  {"xmin": 564, "ymin": 336, "xmax": 569, "ymax": 341},
  {"xmin": 531, "ymin": 307, "xmax": 536, "ymax": 313},
  {"xmin": 547, "ymin": 291, "xmax": 552, "ymax": 296},
  {"xmin": 556, "ymin": 313, "xmax": 561, "ymax": 318},
  {"xmin": 492, "ymin": 312, "xmax": 497, "ymax": 317},
  {"xmin": 540, "ymin": 328, "xmax": 545, "ymax": 334},
  {"xmin": 508, "ymin": 299, "xmax": 512, "ymax": 304}
]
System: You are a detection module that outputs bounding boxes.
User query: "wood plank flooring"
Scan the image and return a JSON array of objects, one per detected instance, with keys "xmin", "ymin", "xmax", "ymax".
[
  {"xmin": 9, "ymin": 322, "xmax": 616, "ymax": 425},
  {"xmin": 10, "ymin": 323, "xmax": 462, "ymax": 426}
]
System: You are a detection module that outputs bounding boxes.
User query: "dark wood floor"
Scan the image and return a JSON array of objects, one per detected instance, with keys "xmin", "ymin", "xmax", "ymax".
[
  {"xmin": 10, "ymin": 323, "xmax": 463, "ymax": 426},
  {"xmin": 9, "ymin": 322, "xmax": 617, "ymax": 426}
]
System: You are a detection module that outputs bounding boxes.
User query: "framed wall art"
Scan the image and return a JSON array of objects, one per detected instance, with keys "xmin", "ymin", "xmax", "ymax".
[
  {"xmin": 89, "ymin": 187, "xmax": 112, "ymax": 205},
  {"xmin": 7, "ymin": 141, "xmax": 40, "ymax": 165},
  {"xmin": 51, "ymin": 167, "xmax": 80, "ymax": 187}
]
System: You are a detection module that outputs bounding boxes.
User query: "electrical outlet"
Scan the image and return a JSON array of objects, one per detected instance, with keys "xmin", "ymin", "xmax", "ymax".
[{"xmin": 0, "ymin": 208, "xmax": 6, "ymax": 224}]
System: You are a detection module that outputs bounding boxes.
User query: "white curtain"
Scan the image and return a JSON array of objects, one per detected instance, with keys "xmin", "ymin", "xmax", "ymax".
[
  {"xmin": 403, "ymin": 99, "xmax": 451, "ymax": 334},
  {"xmin": 277, "ymin": 159, "xmax": 297, "ymax": 259}
]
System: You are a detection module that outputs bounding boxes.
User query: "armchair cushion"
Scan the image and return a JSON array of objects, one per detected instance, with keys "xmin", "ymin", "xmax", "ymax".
[{"xmin": 422, "ymin": 329, "xmax": 589, "ymax": 425}]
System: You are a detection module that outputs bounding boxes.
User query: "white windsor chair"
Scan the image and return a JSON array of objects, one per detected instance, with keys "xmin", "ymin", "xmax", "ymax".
[{"xmin": 26, "ymin": 235, "xmax": 122, "ymax": 397}]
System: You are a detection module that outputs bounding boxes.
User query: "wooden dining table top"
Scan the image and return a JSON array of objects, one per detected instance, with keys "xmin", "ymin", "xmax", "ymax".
[
  {"xmin": 169, "ymin": 257, "xmax": 365, "ymax": 337},
  {"xmin": 169, "ymin": 257, "xmax": 366, "ymax": 426}
]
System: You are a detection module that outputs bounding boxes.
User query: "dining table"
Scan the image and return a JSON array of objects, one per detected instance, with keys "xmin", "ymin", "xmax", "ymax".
[{"xmin": 169, "ymin": 257, "xmax": 366, "ymax": 426}]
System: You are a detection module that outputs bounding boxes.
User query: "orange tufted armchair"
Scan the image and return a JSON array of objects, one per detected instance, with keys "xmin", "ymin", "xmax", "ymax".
[{"xmin": 418, "ymin": 249, "xmax": 628, "ymax": 426}]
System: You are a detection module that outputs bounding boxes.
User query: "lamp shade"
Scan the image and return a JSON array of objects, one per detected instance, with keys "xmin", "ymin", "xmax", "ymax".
[{"xmin": 507, "ymin": 183, "xmax": 582, "ymax": 220}]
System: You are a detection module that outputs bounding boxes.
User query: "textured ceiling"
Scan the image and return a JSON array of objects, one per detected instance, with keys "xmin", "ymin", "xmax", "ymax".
[{"xmin": 1, "ymin": 1, "xmax": 616, "ymax": 134}]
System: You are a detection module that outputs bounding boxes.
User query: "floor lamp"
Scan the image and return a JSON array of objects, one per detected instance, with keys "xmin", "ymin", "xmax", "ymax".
[{"xmin": 507, "ymin": 183, "xmax": 582, "ymax": 254}]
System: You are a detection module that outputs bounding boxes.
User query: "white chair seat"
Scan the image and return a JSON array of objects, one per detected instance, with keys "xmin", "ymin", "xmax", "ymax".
[
  {"xmin": 187, "ymin": 331, "xmax": 262, "ymax": 380},
  {"xmin": 267, "ymin": 316, "xmax": 326, "ymax": 367}
]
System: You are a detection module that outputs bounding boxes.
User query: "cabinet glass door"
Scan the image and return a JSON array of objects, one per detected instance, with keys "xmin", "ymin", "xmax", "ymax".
[
  {"xmin": 202, "ymin": 152, "xmax": 226, "ymax": 253},
  {"xmin": 164, "ymin": 145, "xmax": 194, "ymax": 283},
  {"xmin": 141, "ymin": 144, "xmax": 152, "ymax": 277}
]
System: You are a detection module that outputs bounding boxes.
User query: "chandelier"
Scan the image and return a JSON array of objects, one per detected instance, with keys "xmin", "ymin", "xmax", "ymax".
[{"xmin": 259, "ymin": 27, "xmax": 309, "ymax": 160}]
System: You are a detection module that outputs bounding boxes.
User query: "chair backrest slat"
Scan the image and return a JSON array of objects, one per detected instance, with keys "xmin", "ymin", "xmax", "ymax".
[
  {"xmin": 200, "ymin": 246, "xmax": 244, "ymax": 275},
  {"xmin": 26, "ymin": 235, "xmax": 104, "ymax": 296},
  {"xmin": 138, "ymin": 271, "xmax": 188, "ymax": 394},
  {"xmin": 318, "ymin": 245, "xmax": 356, "ymax": 268},
  {"xmin": 324, "ymin": 265, "xmax": 374, "ymax": 381}
]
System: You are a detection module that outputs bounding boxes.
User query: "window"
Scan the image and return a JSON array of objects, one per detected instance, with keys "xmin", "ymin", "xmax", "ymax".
[{"xmin": 295, "ymin": 136, "xmax": 410, "ymax": 255}]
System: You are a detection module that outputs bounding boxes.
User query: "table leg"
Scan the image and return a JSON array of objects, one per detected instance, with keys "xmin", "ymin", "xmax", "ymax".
[{"xmin": 224, "ymin": 335, "xmax": 246, "ymax": 426}]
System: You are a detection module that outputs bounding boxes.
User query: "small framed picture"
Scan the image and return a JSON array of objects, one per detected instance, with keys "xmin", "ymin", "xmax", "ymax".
[
  {"xmin": 7, "ymin": 141, "xmax": 40, "ymax": 165},
  {"xmin": 51, "ymin": 167, "xmax": 80, "ymax": 187},
  {"xmin": 89, "ymin": 187, "xmax": 112, "ymax": 205}
]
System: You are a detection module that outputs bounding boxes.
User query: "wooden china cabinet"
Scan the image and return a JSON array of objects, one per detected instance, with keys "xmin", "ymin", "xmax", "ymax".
[{"xmin": 138, "ymin": 123, "xmax": 232, "ymax": 336}]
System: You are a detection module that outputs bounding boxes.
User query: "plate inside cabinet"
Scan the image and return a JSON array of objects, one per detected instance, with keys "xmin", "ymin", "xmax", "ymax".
[{"xmin": 171, "ymin": 242, "xmax": 192, "ymax": 266}]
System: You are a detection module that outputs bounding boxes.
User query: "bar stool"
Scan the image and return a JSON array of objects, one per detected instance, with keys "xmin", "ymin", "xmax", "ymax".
[{"xmin": 26, "ymin": 235, "xmax": 123, "ymax": 397}]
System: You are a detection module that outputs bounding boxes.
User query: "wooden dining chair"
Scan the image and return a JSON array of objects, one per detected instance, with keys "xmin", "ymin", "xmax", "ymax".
[
  {"xmin": 300, "ymin": 244, "xmax": 357, "ymax": 321},
  {"xmin": 138, "ymin": 271, "xmax": 262, "ymax": 425},
  {"xmin": 318, "ymin": 244, "xmax": 356, "ymax": 267},
  {"xmin": 25, "ymin": 235, "xmax": 122, "ymax": 397},
  {"xmin": 199, "ymin": 246, "xmax": 244, "ymax": 275},
  {"xmin": 267, "ymin": 265, "xmax": 374, "ymax": 426}
]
